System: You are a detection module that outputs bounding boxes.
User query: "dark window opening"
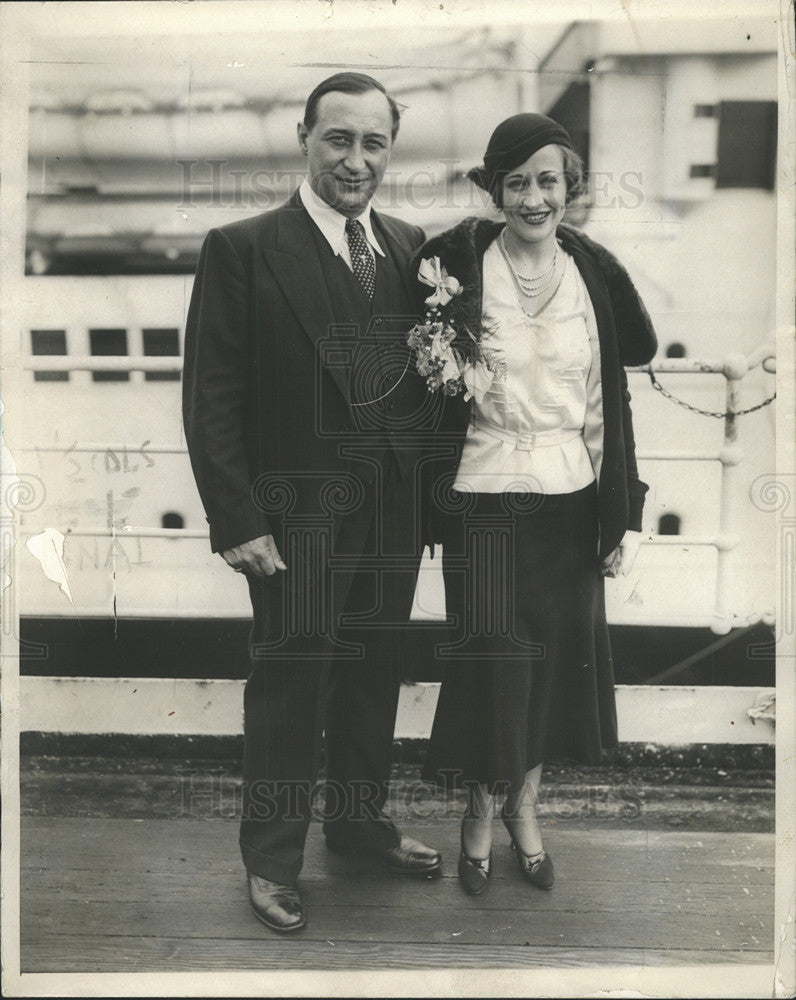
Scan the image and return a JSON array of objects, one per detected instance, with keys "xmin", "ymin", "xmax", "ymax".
[
  {"xmin": 665, "ymin": 342, "xmax": 687, "ymax": 358},
  {"xmin": 161, "ymin": 512, "xmax": 184, "ymax": 529},
  {"xmin": 143, "ymin": 328, "xmax": 181, "ymax": 382},
  {"xmin": 31, "ymin": 328, "xmax": 68, "ymax": 382},
  {"xmin": 716, "ymin": 100, "xmax": 777, "ymax": 190},
  {"xmin": 659, "ymin": 513, "xmax": 682, "ymax": 536},
  {"xmin": 694, "ymin": 104, "xmax": 718, "ymax": 118},
  {"xmin": 90, "ymin": 328, "xmax": 129, "ymax": 382},
  {"xmin": 546, "ymin": 80, "xmax": 590, "ymax": 178},
  {"xmin": 689, "ymin": 164, "xmax": 717, "ymax": 179}
]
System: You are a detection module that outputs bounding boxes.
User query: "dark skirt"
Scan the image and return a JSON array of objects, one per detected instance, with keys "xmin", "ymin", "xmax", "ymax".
[{"xmin": 423, "ymin": 481, "xmax": 618, "ymax": 793}]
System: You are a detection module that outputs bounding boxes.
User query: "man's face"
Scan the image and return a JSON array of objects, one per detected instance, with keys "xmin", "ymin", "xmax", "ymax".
[{"xmin": 298, "ymin": 89, "xmax": 394, "ymax": 218}]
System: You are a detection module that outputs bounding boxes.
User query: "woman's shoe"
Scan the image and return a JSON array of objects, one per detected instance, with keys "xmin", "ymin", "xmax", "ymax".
[
  {"xmin": 457, "ymin": 834, "xmax": 492, "ymax": 896},
  {"xmin": 501, "ymin": 813, "xmax": 554, "ymax": 890}
]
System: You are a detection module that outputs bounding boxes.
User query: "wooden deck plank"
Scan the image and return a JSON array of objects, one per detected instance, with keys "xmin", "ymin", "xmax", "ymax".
[
  {"xmin": 19, "ymin": 936, "xmax": 773, "ymax": 973},
  {"xmin": 21, "ymin": 905, "xmax": 772, "ymax": 955},
  {"xmin": 18, "ymin": 865, "xmax": 773, "ymax": 911},
  {"xmin": 19, "ymin": 817, "xmax": 774, "ymax": 882},
  {"xmin": 18, "ymin": 816, "xmax": 774, "ymax": 971}
]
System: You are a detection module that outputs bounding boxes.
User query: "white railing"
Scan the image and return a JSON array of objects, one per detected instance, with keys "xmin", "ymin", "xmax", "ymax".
[
  {"xmin": 23, "ymin": 356, "xmax": 182, "ymax": 373},
  {"xmin": 17, "ymin": 676, "xmax": 775, "ymax": 745},
  {"xmin": 627, "ymin": 342, "xmax": 776, "ymax": 635},
  {"xmin": 22, "ymin": 344, "xmax": 778, "ymax": 635}
]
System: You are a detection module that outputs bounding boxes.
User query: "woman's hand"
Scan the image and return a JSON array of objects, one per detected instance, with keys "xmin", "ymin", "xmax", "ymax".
[{"xmin": 601, "ymin": 530, "xmax": 642, "ymax": 578}]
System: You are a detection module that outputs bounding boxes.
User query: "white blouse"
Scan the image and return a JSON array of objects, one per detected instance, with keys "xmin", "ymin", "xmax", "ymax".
[{"xmin": 453, "ymin": 239, "xmax": 604, "ymax": 495}]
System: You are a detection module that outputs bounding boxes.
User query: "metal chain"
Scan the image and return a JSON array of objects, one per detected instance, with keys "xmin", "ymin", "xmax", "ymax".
[{"xmin": 646, "ymin": 369, "xmax": 777, "ymax": 418}]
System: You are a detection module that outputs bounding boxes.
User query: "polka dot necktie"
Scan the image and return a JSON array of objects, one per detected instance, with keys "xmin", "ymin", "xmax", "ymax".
[{"xmin": 345, "ymin": 218, "xmax": 376, "ymax": 300}]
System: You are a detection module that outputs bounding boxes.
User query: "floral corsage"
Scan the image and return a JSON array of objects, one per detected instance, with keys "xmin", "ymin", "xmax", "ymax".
[{"xmin": 406, "ymin": 257, "xmax": 502, "ymax": 404}]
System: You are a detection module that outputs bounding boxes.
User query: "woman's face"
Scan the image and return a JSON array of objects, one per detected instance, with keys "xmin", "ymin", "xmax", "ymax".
[{"xmin": 501, "ymin": 144, "xmax": 567, "ymax": 247}]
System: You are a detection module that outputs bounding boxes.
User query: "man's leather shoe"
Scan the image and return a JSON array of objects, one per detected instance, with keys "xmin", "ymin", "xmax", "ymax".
[
  {"xmin": 326, "ymin": 832, "xmax": 443, "ymax": 877},
  {"xmin": 247, "ymin": 873, "xmax": 306, "ymax": 933}
]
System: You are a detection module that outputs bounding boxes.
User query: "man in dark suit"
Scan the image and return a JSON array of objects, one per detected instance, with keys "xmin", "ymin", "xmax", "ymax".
[{"xmin": 183, "ymin": 72, "xmax": 442, "ymax": 934}]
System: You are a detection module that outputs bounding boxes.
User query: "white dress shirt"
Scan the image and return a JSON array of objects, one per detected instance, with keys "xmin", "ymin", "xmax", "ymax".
[
  {"xmin": 298, "ymin": 179, "xmax": 385, "ymax": 269},
  {"xmin": 453, "ymin": 240, "xmax": 604, "ymax": 495}
]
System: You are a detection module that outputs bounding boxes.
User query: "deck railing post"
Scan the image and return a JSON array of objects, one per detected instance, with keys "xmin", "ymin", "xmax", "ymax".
[{"xmin": 712, "ymin": 353, "xmax": 748, "ymax": 634}]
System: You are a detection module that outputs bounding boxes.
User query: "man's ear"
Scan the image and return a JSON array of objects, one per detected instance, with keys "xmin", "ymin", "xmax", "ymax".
[{"xmin": 297, "ymin": 121, "xmax": 309, "ymax": 155}]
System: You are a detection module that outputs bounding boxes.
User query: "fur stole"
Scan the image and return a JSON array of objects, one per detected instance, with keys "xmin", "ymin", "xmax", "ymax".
[{"xmin": 410, "ymin": 217, "xmax": 657, "ymax": 367}]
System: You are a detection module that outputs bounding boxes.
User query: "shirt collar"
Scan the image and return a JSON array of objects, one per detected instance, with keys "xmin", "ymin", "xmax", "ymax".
[{"xmin": 299, "ymin": 178, "xmax": 385, "ymax": 258}]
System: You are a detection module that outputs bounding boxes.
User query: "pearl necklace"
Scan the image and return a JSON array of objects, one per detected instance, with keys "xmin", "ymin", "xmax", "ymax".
[
  {"xmin": 498, "ymin": 232, "xmax": 558, "ymax": 298},
  {"xmin": 498, "ymin": 233, "xmax": 566, "ymax": 320}
]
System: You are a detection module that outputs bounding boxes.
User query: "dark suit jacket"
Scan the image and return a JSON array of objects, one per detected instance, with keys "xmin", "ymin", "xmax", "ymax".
[{"xmin": 183, "ymin": 190, "xmax": 427, "ymax": 555}]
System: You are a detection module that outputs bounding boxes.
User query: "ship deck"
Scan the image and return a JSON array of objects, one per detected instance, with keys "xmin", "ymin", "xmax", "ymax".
[{"xmin": 18, "ymin": 813, "xmax": 774, "ymax": 977}]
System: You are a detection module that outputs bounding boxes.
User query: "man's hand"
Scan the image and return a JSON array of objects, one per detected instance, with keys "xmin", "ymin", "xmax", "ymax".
[
  {"xmin": 600, "ymin": 530, "xmax": 642, "ymax": 579},
  {"xmin": 222, "ymin": 535, "xmax": 287, "ymax": 577}
]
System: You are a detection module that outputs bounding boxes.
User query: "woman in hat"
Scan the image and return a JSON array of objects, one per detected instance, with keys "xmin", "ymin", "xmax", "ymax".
[{"xmin": 411, "ymin": 114, "xmax": 657, "ymax": 895}]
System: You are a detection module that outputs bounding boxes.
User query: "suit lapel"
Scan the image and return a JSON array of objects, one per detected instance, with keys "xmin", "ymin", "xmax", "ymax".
[
  {"xmin": 261, "ymin": 191, "xmax": 351, "ymax": 406},
  {"xmin": 371, "ymin": 210, "xmax": 416, "ymax": 307}
]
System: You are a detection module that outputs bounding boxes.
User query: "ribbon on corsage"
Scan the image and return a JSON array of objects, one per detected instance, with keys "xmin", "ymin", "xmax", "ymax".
[
  {"xmin": 418, "ymin": 257, "xmax": 463, "ymax": 308},
  {"xmin": 407, "ymin": 256, "xmax": 502, "ymax": 401}
]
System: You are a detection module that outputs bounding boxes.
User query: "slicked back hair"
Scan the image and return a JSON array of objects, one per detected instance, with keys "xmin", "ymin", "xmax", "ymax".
[{"xmin": 303, "ymin": 72, "xmax": 401, "ymax": 141}]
